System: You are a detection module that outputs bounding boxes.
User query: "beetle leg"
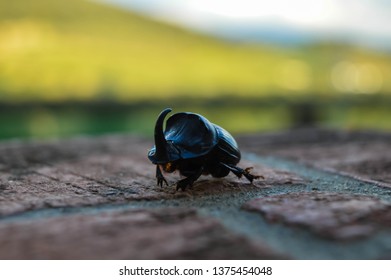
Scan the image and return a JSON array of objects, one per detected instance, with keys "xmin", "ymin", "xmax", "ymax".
[
  {"xmin": 220, "ymin": 163, "xmax": 263, "ymax": 183},
  {"xmin": 176, "ymin": 167, "xmax": 203, "ymax": 191},
  {"xmin": 243, "ymin": 167, "xmax": 264, "ymax": 182},
  {"xmin": 156, "ymin": 165, "xmax": 168, "ymax": 187}
]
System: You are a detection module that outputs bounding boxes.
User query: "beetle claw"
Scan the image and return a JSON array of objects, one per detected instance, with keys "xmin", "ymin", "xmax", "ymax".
[
  {"xmin": 244, "ymin": 167, "xmax": 263, "ymax": 181},
  {"xmin": 156, "ymin": 165, "xmax": 168, "ymax": 187},
  {"xmin": 221, "ymin": 163, "xmax": 263, "ymax": 183},
  {"xmin": 243, "ymin": 170, "xmax": 263, "ymax": 183},
  {"xmin": 244, "ymin": 167, "xmax": 253, "ymax": 172},
  {"xmin": 157, "ymin": 176, "xmax": 168, "ymax": 187}
]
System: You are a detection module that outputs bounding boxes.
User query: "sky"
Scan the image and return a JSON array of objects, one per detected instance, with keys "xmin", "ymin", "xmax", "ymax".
[{"xmin": 99, "ymin": 0, "xmax": 391, "ymax": 50}]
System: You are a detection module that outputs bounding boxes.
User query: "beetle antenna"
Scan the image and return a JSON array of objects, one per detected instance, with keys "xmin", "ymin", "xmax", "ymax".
[{"xmin": 154, "ymin": 108, "xmax": 172, "ymax": 161}]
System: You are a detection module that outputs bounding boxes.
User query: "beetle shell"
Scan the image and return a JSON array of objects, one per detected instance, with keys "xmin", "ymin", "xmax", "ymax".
[{"xmin": 213, "ymin": 124, "xmax": 241, "ymax": 165}]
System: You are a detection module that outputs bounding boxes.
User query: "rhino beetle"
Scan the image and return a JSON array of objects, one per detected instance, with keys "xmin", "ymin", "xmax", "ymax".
[{"xmin": 148, "ymin": 108, "xmax": 261, "ymax": 191}]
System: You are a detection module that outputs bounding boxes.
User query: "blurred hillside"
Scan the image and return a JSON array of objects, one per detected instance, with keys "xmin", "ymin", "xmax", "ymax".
[{"xmin": 1, "ymin": 0, "xmax": 390, "ymax": 103}]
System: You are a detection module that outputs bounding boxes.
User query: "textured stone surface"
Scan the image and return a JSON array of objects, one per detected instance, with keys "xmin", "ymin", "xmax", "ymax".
[
  {"xmin": 237, "ymin": 128, "xmax": 391, "ymax": 187},
  {"xmin": 243, "ymin": 192, "xmax": 391, "ymax": 240},
  {"xmin": 0, "ymin": 135, "xmax": 305, "ymax": 217},
  {"xmin": 0, "ymin": 208, "xmax": 287, "ymax": 260},
  {"xmin": 1, "ymin": 130, "xmax": 391, "ymax": 259},
  {"xmin": 0, "ymin": 170, "xmax": 107, "ymax": 217}
]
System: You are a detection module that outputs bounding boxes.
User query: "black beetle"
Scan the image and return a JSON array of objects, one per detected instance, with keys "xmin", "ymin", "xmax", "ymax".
[{"xmin": 148, "ymin": 108, "xmax": 260, "ymax": 190}]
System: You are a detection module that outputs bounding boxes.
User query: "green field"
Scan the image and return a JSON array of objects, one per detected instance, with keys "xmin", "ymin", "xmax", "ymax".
[{"xmin": 1, "ymin": 0, "xmax": 391, "ymax": 103}]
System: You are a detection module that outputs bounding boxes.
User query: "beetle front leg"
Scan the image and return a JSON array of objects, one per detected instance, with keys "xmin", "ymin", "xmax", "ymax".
[{"xmin": 156, "ymin": 165, "xmax": 168, "ymax": 187}]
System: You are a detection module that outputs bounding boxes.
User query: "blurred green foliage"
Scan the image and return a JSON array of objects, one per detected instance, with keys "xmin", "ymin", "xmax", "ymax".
[
  {"xmin": 0, "ymin": 0, "xmax": 390, "ymax": 140},
  {"xmin": 0, "ymin": 0, "xmax": 390, "ymax": 102},
  {"xmin": 1, "ymin": 97, "xmax": 390, "ymax": 140}
]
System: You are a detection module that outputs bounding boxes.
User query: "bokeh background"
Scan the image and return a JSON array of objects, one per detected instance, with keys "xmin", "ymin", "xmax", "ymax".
[{"xmin": 1, "ymin": 0, "xmax": 390, "ymax": 139}]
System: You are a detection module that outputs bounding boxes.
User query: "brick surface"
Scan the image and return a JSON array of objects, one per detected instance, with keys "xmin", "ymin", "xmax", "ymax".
[
  {"xmin": 0, "ymin": 208, "xmax": 287, "ymax": 260},
  {"xmin": 1, "ymin": 130, "xmax": 390, "ymax": 259},
  {"xmin": 0, "ymin": 135, "xmax": 305, "ymax": 217},
  {"xmin": 243, "ymin": 192, "xmax": 391, "ymax": 240},
  {"xmin": 238, "ymin": 128, "xmax": 391, "ymax": 187},
  {"xmin": 0, "ymin": 170, "xmax": 107, "ymax": 217}
]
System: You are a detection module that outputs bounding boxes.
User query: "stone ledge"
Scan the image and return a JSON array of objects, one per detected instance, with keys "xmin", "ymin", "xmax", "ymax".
[
  {"xmin": 0, "ymin": 135, "xmax": 305, "ymax": 217},
  {"xmin": 238, "ymin": 128, "xmax": 391, "ymax": 188},
  {"xmin": 243, "ymin": 191, "xmax": 391, "ymax": 240},
  {"xmin": 1, "ymin": 130, "xmax": 391, "ymax": 259},
  {"xmin": 0, "ymin": 208, "xmax": 287, "ymax": 260}
]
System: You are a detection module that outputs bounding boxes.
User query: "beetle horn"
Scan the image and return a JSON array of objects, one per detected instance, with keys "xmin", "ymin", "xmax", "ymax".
[{"xmin": 154, "ymin": 108, "xmax": 172, "ymax": 161}]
